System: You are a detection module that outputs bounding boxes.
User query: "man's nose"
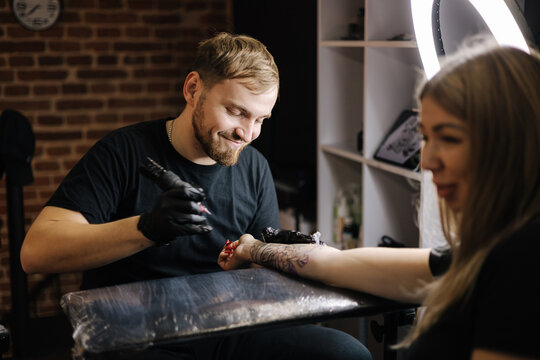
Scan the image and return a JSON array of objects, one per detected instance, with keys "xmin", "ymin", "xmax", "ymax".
[{"xmin": 235, "ymin": 122, "xmax": 255, "ymax": 143}]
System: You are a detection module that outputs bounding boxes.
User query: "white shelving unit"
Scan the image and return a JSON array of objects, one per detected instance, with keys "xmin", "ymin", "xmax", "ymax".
[
  {"xmin": 317, "ymin": 0, "xmax": 424, "ymax": 249},
  {"xmin": 317, "ymin": 0, "xmax": 427, "ymax": 355}
]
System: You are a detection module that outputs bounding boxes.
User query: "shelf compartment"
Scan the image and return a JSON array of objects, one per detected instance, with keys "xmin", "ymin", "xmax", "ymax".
[
  {"xmin": 319, "ymin": 0, "xmax": 365, "ymax": 42},
  {"xmin": 364, "ymin": 47, "xmax": 422, "ymax": 158},
  {"xmin": 365, "ymin": 0, "xmax": 415, "ymax": 42},
  {"xmin": 317, "ymin": 151, "xmax": 362, "ymax": 244},
  {"xmin": 363, "ymin": 166, "xmax": 420, "ymax": 248},
  {"xmin": 318, "ymin": 46, "xmax": 364, "ymax": 146}
]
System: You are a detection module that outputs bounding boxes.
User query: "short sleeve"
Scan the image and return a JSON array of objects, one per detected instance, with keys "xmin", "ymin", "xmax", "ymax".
[
  {"xmin": 46, "ymin": 138, "xmax": 127, "ymax": 224},
  {"xmin": 429, "ymin": 246, "xmax": 452, "ymax": 277}
]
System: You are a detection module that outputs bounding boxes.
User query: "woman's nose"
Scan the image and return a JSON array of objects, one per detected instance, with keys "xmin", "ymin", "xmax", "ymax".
[{"xmin": 420, "ymin": 142, "xmax": 441, "ymax": 172}]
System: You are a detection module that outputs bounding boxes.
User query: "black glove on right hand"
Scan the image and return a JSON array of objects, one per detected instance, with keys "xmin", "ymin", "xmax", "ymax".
[{"xmin": 138, "ymin": 186, "xmax": 212, "ymax": 245}]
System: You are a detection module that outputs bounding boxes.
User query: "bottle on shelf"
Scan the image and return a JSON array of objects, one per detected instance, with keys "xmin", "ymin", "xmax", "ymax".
[
  {"xmin": 342, "ymin": 216, "xmax": 357, "ymax": 249},
  {"xmin": 348, "ymin": 183, "xmax": 362, "ymax": 248},
  {"xmin": 333, "ymin": 184, "xmax": 362, "ymax": 249},
  {"xmin": 333, "ymin": 189, "xmax": 348, "ymax": 248}
]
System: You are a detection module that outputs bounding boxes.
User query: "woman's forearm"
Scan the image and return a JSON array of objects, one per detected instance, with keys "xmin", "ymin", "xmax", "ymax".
[
  {"xmin": 317, "ymin": 247, "xmax": 433, "ymax": 303},
  {"xmin": 246, "ymin": 242, "xmax": 433, "ymax": 303},
  {"xmin": 248, "ymin": 242, "xmax": 328, "ymax": 276}
]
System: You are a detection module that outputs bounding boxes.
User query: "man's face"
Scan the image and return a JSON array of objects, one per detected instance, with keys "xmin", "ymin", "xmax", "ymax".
[{"xmin": 192, "ymin": 79, "xmax": 278, "ymax": 166}]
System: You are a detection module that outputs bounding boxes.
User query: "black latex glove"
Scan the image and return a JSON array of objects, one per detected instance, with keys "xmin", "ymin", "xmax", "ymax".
[{"xmin": 138, "ymin": 186, "xmax": 212, "ymax": 245}]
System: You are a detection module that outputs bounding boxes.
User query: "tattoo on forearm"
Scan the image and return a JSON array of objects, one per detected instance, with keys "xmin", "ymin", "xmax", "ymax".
[{"xmin": 250, "ymin": 243, "xmax": 313, "ymax": 275}]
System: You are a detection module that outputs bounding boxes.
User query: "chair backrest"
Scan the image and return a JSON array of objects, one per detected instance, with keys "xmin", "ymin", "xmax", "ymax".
[{"xmin": 0, "ymin": 109, "xmax": 35, "ymax": 186}]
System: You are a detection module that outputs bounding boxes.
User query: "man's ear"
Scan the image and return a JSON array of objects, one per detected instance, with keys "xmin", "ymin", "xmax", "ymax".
[{"xmin": 183, "ymin": 71, "xmax": 202, "ymax": 106}]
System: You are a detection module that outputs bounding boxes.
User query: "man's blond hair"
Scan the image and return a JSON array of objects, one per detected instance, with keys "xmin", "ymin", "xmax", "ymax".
[{"xmin": 192, "ymin": 32, "xmax": 279, "ymax": 94}]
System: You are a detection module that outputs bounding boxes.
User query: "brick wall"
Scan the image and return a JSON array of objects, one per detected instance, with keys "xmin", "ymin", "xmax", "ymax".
[{"xmin": 0, "ymin": 0, "xmax": 232, "ymax": 318}]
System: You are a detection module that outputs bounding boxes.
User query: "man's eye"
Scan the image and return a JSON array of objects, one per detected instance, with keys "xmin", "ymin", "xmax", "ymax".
[{"xmin": 227, "ymin": 108, "xmax": 242, "ymax": 116}]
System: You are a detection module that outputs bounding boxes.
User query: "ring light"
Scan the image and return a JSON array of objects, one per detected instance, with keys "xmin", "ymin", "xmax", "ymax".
[{"xmin": 411, "ymin": 0, "xmax": 531, "ymax": 79}]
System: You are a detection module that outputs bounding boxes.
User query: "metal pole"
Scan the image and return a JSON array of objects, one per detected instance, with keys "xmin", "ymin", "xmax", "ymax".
[{"xmin": 6, "ymin": 176, "xmax": 29, "ymax": 358}]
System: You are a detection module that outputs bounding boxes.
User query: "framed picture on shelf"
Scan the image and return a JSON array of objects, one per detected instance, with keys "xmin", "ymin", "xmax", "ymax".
[{"xmin": 374, "ymin": 110, "xmax": 421, "ymax": 170}]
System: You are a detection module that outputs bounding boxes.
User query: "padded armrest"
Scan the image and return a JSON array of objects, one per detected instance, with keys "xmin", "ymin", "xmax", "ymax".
[{"xmin": 0, "ymin": 324, "xmax": 10, "ymax": 354}]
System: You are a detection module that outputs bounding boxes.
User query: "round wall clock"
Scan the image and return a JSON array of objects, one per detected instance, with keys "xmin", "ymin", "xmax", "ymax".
[{"xmin": 12, "ymin": 0, "xmax": 62, "ymax": 31}]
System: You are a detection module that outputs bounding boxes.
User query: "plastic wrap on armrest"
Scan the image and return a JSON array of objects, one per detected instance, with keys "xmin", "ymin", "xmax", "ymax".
[
  {"xmin": 61, "ymin": 268, "xmax": 398, "ymax": 357},
  {"xmin": 0, "ymin": 324, "xmax": 9, "ymax": 354}
]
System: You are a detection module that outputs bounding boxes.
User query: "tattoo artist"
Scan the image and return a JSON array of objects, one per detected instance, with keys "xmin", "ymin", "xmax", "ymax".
[{"xmin": 21, "ymin": 32, "xmax": 371, "ymax": 360}]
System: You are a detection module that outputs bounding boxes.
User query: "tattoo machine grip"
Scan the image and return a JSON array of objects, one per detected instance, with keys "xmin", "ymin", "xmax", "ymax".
[
  {"xmin": 139, "ymin": 157, "xmax": 211, "ymax": 214},
  {"xmin": 139, "ymin": 157, "xmax": 192, "ymax": 191}
]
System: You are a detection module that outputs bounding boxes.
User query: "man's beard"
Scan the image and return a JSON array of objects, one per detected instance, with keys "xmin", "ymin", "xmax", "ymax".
[{"xmin": 192, "ymin": 94, "xmax": 247, "ymax": 166}]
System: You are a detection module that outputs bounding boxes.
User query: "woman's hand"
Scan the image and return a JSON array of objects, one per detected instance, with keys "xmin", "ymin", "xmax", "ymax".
[{"xmin": 218, "ymin": 234, "xmax": 262, "ymax": 270}]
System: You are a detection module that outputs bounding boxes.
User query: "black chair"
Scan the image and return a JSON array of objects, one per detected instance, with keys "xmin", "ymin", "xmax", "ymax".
[{"xmin": 0, "ymin": 109, "xmax": 35, "ymax": 358}]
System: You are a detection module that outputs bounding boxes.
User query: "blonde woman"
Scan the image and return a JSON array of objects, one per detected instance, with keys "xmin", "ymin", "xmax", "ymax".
[{"xmin": 219, "ymin": 41, "xmax": 540, "ymax": 360}]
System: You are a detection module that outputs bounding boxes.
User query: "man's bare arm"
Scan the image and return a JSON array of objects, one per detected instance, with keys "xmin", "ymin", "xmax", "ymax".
[{"xmin": 21, "ymin": 206, "xmax": 153, "ymax": 274}]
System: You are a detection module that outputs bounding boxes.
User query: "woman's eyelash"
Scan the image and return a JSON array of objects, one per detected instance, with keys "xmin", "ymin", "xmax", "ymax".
[
  {"xmin": 420, "ymin": 135, "xmax": 462, "ymax": 143},
  {"xmin": 441, "ymin": 136, "xmax": 462, "ymax": 143}
]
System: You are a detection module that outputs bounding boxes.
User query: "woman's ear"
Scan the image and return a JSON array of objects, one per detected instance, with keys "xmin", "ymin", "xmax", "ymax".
[{"xmin": 183, "ymin": 71, "xmax": 201, "ymax": 106}]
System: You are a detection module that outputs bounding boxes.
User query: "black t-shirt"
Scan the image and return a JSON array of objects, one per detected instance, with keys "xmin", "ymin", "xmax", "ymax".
[
  {"xmin": 428, "ymin": 246, "xmax": 452, "ymax": 277},
  {"xmin": 406, "ymin": 219, "xmax": 540, "ymax": 359},
  {"xmin": 47, "ymin": 118, "xmax": 280, "ymax": 289}
]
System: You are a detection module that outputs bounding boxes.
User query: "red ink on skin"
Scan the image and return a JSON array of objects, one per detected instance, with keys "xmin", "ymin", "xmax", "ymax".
[{"xmin": 223, "ymin": 239, "xmax": 233, "ymax": 255}]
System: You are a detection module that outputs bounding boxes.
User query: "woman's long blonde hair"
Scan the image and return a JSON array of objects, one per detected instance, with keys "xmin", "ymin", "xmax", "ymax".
[{"xmin": 401, "ymin": 39, "xmax": 540, "ymax": 346}]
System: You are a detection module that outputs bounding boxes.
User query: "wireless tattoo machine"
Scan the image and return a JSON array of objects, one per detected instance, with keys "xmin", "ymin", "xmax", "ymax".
[
  {"xmin": 261, "ymin": 227, "xmax": 323, "ymax": 245},
  {"xmin": 139, "ymin": 157, "xmax": 211, "ymax": 215}
]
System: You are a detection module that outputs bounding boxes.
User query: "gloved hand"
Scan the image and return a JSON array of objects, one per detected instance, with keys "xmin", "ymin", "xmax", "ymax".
[{"xmin": 137, "ymin": 185, "xmax": 212, "ymax": 245}]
